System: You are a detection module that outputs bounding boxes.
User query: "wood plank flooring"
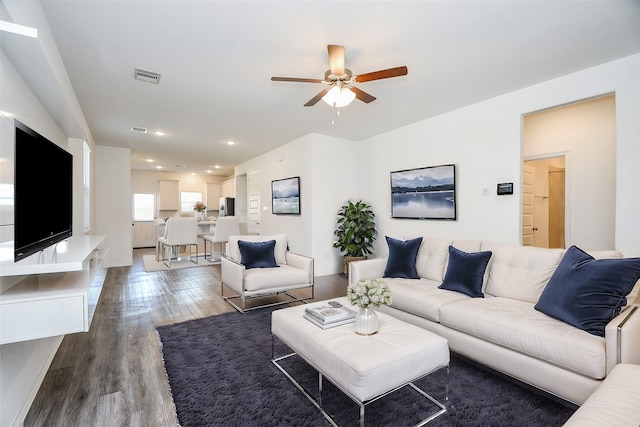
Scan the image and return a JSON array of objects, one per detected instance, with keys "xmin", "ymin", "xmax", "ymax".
[{"xmin": 24, "ymin": 248, "xmax": 348, "ymax": 427}]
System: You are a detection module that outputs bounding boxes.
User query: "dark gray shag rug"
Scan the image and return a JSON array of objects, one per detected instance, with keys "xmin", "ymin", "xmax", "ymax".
[{"xmin": 157, "ymin": 307, "xmax": 577, "ymax": 426}]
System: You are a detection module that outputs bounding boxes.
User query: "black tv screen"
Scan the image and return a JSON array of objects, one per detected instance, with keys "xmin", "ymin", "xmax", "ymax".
[{"xmin": 14, "ymin": 120, "xmax": 73, "ymax": 262}]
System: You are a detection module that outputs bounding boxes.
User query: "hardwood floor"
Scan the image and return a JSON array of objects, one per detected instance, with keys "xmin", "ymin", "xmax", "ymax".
[{"xmin": 24, "ymin": 248, "xmax": 348, "ymax": 427}]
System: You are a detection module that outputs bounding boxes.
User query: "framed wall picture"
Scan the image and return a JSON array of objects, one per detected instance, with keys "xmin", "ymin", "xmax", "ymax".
[
  {"xmin": 272, "ymin": 176, "xmax": 301, "ymax": 215},
  {"xmin": 390, "ymin": 164, "xmax": 456, "ymax": 220}
]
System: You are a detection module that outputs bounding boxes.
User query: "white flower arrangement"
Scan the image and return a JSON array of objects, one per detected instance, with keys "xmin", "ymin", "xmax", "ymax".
[
  {"xmin": 193, "ymin": 201, "xmax": 206, "ymax": 212},
  {"xmin": 347, "ymin": 278, "xmax": 392, "ymax": 308}
]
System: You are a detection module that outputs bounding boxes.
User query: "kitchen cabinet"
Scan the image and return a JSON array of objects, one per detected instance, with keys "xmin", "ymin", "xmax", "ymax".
[
  {"xmin": 159, "ymin": 180, "xmax": 179, "ymax": 210},
  {"xmin": 221, "ymin": 179, "xmax": 235, "ymax": 198}
]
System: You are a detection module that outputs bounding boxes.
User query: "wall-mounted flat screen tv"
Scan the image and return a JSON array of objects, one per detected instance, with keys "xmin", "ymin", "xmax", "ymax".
[
  {"xmin": 14, "ymin": 120, "xmax": 73, "ymax": 261},
  {"xmin": 390, "ymin": 164, "xmax": 456, "ymax": 220},
  {"xmin": 271, "ymin": 176, "xmax": 300, "ymax": 215}
]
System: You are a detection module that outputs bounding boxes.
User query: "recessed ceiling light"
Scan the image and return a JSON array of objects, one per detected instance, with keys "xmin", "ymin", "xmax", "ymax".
[
  {"xmin": 156, "ymin": 165, "xmax": 163, "ymax": 169},
  {"xmin": 206, "ymin": 170, "xmax": 212, "ymax": 174},
  {"xmin": 214, "ymin": 165, "xmax": 221, "ymax": 169},
  {"xmin": 154, "ymin": 131, "xmax": 165, "ymax": 136},
  {"xmin": 227, "ymin": 140, "xmax": 235, "ymax": 145},
  {"xmin": 146, "ymin": 159, "xmax": 154, "ymax": 163}
]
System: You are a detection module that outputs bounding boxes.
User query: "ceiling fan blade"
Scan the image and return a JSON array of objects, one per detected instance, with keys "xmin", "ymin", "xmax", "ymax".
[
  {"xmin": 271, "ymin": 77, "xmax": 324, "ymax": 83},
  {"xmin": 304, "ymin": 88, "xmax": 330, "ymax": 107},
  {"xmin": 355, "ymin": 66, "xmax": 408, "ymax": 83},
  {"xmin": 350, "ymin": 87, "xmax": 376, "ymax": 104},
  {"xmin": 327, "ymin": 45, "xmax": 345, "ymax": 75}
]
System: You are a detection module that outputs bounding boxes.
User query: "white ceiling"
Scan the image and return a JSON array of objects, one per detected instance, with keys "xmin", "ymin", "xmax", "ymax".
[{"xmin": 9, "ymin": 1, "xmax": 640, "ymax": 176}]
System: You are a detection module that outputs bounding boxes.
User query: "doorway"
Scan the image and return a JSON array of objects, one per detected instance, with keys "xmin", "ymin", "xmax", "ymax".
[
  {"xmin": 132, "ymin": 192, "xmax": 158, "ymax": 248},
  {"xmin": 522, "ymin": 156, "xmax": 566, "ymax": 248}
]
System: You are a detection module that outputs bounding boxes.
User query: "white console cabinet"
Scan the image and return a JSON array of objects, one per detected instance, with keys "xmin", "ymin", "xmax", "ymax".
[{"xmin": 0, "ymin": 235, "xmax": 108, "ymax": 345}]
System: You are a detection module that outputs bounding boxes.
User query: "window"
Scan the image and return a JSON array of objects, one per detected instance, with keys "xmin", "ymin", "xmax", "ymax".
[
  {"xmin": 83, "ymin": 141, "xmax": 91, "ymax": 231},
  {"xmin": 180, "ymin": 191, "xmax": 203, "ymax": 213},
  {"xmin": 133, "ymin": 193, "xmax": 155, "ymax": 221}
]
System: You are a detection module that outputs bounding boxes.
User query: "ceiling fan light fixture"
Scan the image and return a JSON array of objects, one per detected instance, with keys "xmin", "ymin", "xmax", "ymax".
[{"xmin": 322, "ymin": 86, "xmax": 355, "ymax": 108}]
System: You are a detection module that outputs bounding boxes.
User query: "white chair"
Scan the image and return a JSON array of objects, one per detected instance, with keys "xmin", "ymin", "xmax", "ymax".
[
  {"xmin": 157, "ymin": 217, "xmax": 198, "ymax": 268},
  {"xmin": 221, "ymin": 233, "xmax": 314, "ymax": 312},
  {"xmin": 203, "ymin": 216, "xmax": 240, "ymax": 262}
]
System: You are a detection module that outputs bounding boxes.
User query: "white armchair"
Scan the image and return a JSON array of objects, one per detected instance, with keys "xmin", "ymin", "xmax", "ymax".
[{"xmin": 221, "ymin": 233, "xmax": 314, "ymax": 312}]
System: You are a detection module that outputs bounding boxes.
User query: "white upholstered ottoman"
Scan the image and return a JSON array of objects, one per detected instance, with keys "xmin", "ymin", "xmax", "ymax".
[{"xmin": 271, "ymin": 297, "xmax": 450, "ymax": 426}]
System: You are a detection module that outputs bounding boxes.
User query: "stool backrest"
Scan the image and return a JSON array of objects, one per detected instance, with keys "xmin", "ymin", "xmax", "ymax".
[
  {"xmin": 164, "ymin": 217, "xmax": 198, "ymax": 245},
  {"xmin": 212, "ymin": 216, "xmax": 240, "ymax": 243}
]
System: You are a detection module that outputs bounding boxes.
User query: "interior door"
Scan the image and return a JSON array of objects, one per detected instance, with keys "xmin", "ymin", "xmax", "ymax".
[
  {"xmin": 247, "ymin": 169, "xmax": 260, "ymax": 235},
  {"xmin": 524, "ymin": 157, "xmax": 566, "ymax": 248},
  {"xmin": 522, "ymin": 164, "xmax": 534, "ymax": 246},
  {"xmin": 132, "ymin": 192, "xmax": 158, "ymax": 248}
]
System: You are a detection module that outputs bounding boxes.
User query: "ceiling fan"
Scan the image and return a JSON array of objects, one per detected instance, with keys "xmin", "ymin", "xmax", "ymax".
[{"xmin": 271, "ymin": 45, "xmax": 408, "ymax": 107}]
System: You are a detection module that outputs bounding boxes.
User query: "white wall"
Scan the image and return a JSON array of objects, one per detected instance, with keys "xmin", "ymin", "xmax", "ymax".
[
  {"xmin": 361, "ymin": 99, "xmax": 521, "ymax": 256},
  {"xmin": 236, "ymin": 135, "xmax": 314, "ymax": 257},
  {"xmin": 309, "ymin": 134, "xmax": 360, "ymax": 275},
  {"xmin": 95, "ymin": 146, "xmax": 132, "ymax": 267},
  {"xmin": 358, "ymin": 53, "xmax": 640, "ymax": 257},
  {"xmin": 235, "ymin": 133, "xmax": 360, "ymax": 276}
]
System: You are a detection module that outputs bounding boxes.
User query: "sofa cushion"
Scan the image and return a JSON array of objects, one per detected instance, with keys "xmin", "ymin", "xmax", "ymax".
[
  {"xmin": 440, "ymin": 297, "xmax": 607, "ymax": 379},
  {"xmin": 384, "ymin": 277, "xmax": 470, "ymax": 322},
  {"xmin": 238, "ymin": 239, "xmax": 279, "ymax": 269},
  {"xmin": 383, "ymin": 236, "xmax": 422, "ymax": 279},
  {"xmin": 229, "ymin": 233, "xmax": 288, "ymax": 265},
  {"xmin": 243, "ymin": 265, "xmax": 308, "ymax": 292},
  {"xmin": 482, "ymin": 242, "xmax": 564, "ymax": 303},
  {"xmin": 587, "ymin": 250, "xmax": 640, "ymax": 307},
  {"xmin": 414, "ymin": 238, "xmax": 452, "ymax": 281},
  {"xmin": 534, "ymin": 245, "xmax": 640, "ymax": 337},
  {"xmin": 439, "ymin": 246, "xmax": 492, "ymax": 298}
]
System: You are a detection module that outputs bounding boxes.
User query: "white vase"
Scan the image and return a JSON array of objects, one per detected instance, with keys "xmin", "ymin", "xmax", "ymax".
[
  {"xmin": 197, "ymin": 211, "xmax": 206, "ymax": 222},
  {"xmin": 354, "ymin": 307, "xmax": 379, "ymax": 336}
]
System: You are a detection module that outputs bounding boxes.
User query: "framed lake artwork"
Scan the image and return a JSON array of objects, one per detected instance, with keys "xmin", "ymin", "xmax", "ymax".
[
  {"xmin": 390, "ymin": 164, "xmax": 456, "ymax": 220},
  {"xmin": 272, "ymin": 176, "xmax": 301, "ymax": 215}
]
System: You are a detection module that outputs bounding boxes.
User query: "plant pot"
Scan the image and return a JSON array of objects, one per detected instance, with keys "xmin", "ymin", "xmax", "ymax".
[{"xmin": 344, "ymin": 256, "xmax": 367, "ymax": 275}]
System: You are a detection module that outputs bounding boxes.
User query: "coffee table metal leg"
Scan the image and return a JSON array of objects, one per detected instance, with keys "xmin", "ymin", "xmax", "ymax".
[{"xmin": 318, "ymin": 372, "xmax": 323, "ymax": 409}]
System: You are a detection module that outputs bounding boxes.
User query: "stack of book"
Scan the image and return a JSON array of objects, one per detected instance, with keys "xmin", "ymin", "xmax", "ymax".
[{"xmin": 304, "ymin": 303, "xmax": 357, "ymax": 329}]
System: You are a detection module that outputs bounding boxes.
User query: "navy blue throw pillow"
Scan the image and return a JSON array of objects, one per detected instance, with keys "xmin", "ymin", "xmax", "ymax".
[
  {"xmin": 383, "ymin": 236, "xmax": 423, "ymax": 279},
  {"xmin": 439, "ymin": 246, "xmax": 492, "ymax": 298},
  {"xmin": 534, "ymin": 245, "xmax": 640, "ymax": 337},
  {"xmin": 238, "ymin": 240, "xmax": 279, "ymax": 269}
]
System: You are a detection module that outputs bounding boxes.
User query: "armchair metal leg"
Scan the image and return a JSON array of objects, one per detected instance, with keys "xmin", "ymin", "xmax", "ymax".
[{"xmin": 221, "ymin": 283, "xmax": 315, "ymax": 313}]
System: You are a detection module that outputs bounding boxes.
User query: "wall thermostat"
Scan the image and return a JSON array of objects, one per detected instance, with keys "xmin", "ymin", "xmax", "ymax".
[{"xmin": 497, "ymin": 182, "xmax": 514, "ymax": 195}]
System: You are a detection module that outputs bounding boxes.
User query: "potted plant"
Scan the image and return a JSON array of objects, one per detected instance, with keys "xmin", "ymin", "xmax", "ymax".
[{"xmin": 333, "ymin": 200, "xmax": 377, "ymax": 275}]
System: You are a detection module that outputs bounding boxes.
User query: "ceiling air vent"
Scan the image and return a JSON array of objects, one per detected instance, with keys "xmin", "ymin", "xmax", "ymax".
[
  {"xmin": 134, "ymin": 68, "xmax": 161, "ymax": 84},
  {"xmin": 130, "ymin": 126, "xmax": 148, "ymax": 134}
]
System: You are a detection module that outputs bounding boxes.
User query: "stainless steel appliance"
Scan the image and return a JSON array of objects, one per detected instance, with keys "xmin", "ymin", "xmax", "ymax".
[{"xmin": 219, "ymin": 197, "xmax": 235, "ymax": 217}]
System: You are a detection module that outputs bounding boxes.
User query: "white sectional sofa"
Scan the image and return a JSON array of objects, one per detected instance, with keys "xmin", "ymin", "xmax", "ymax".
[
  {"xmin": 563, "ymin": 363, "xmax": 640, "ymax": 426},
  {"xmin": 349, "ymin": 237, "xmax": 640, "ymax": 405}
]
